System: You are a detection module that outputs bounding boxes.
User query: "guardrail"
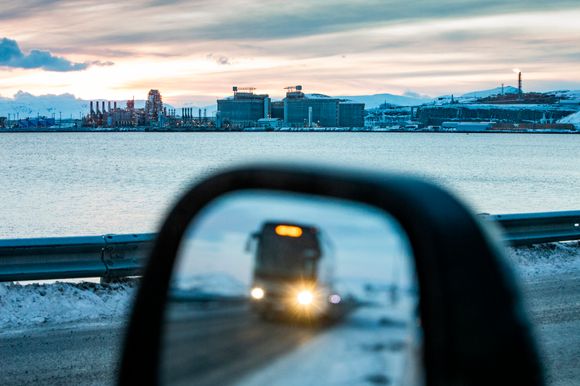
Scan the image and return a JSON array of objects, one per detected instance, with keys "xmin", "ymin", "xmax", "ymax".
[
  {"xmin": 0, "ymin": 211, "xmax": 578, "ymax": 282},
  {"xmin": 485, "ymin": 210, "xmax": 580, "ymax": 246},
  {"xmin": 0, "ymin": 233, "xmax": 154, "ymax": 282}
]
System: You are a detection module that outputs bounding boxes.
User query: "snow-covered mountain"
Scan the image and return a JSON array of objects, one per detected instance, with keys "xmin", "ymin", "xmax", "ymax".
[
  {"xmin": 0, "ymin": 91, "xmax": 175, "ymax": 119},
  {"xmin": 434, "ymin": 86, "xmax": 520, "ymax": 105},
  {"xmin": 551, "ymin": 90, "xmax": 580, "ymax": 103},
  {"xmin": 339, "ymin": 92, "xmax": 432, "ymax": 108},
  {"xmin": 460, "ymin": 86, "xmax": 519, "ymax": 99},
  {"xmin": 0, "ymin": 91, "xmax": 90, "ymax": 118}
]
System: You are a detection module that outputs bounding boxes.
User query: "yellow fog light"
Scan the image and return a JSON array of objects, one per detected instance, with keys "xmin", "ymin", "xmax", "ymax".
[
  {"xmin": 251, "ymin": 287, "xmax": 265, "ymax": 300},
  {"xmin": 297, "ymin": 290, "xmax": 314, "ymax": 305}
]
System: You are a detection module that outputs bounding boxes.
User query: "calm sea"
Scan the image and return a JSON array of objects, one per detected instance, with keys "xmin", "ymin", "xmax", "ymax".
[{"xmin": 0, "ymin": 132, "xmax": 579, "ymax": 238}]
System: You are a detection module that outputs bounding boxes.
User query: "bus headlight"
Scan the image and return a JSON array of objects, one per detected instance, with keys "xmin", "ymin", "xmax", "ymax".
[
  {"xmin": 329, "ymin": 294, "xmax": 342, "ymax": 304},
  {"xmin": 251, "ymin": 287, "xmax": 265, "ymax": 300},
  {"xmin": 297, "ymin": 290, "xmax": 314, "ymax": 305}
]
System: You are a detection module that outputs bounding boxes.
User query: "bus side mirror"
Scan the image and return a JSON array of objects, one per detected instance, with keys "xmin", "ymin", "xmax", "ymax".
[
  {"xmin": 245, "ymin": 232, "xmax": 259, "ymax": 253},
  {"xmin": 119, "ymin": 164, "xmax": 543, "ymax": 386}
]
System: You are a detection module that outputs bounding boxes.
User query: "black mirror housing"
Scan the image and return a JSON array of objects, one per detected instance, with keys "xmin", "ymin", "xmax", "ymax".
[{"xmin": 119, "ymin": 164, "xmax": 543, "ymax": 386}]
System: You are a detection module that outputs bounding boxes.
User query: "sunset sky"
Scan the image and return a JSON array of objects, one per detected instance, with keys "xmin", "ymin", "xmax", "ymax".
[{"xmin": 1, "ymin": 0, "xmax": 580, "ymax": 106}]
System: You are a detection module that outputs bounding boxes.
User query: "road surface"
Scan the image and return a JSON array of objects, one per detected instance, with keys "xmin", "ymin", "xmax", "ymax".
[
  {"xmin": 522, "ymin": 272, "xmax": 580, "ymax": 386},
  {"xmin": 1, "ymin": 273, "xmax": 579, "ymax": 385},
  {"xmin": 0, "ymin": 305, "xmax": 321, "ymax": 386}
]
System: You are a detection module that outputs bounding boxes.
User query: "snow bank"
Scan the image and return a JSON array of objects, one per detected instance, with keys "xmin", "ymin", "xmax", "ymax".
[
  {"xmin": 558, "ymin": 110, "xmax": 580, "ymax": 129},
  {"xmin": 0, "ymin": 281, "xmax": 136, "ymax": 330},
  {"xmin": 172, "ymin": 272, "xmax": 247, "ymax": 297},
  {"xmin": 506, "ymin": 242, "xmax": 580, "ymax": 280}
]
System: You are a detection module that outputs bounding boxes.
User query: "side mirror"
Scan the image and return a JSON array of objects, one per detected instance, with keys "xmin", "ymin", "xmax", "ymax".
[
  {"xmin": 119, "ymin": 164, "xmax": 543, "ymax": 386},
  {"xmin": 245, "ymin": 232, "xmax": 259, "ymax": 253}
]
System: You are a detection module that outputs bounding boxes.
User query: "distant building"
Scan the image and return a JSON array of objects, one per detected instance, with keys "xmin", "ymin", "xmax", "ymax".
[
  {"xmin": 282, "ymin": 86, "xmax": 365, "ymax": 128},
  {"xmin": 339, "ymin": 102, "xmax": 365, "ymax": 127},
  {"xmin": 442, "ymin": 121, "xmax": 492, "ymax": 132},
  {"xmin": 283, "ymin": 86, "xmax": 340, "ymax": 127},
  {"xmin": 417, "ymin": 104, "xmax": 576, "ymax": 127},
  {"xmin": 257, "ymin": 118, "xmax": 283, "ymax": 129},
  {"xmin": 271, "ymin": 101, "xmax": 284, "ymax": 119},
  {"xmin": 217, "ymin": 87, "xmax": 270, "ymax": 128},
  {"xmin": 216, "ymin": 85, "xmax": 365, "ymax": 129},
  {"xmin": 145, "ymin": 89, "xmax": 163, "ymax": 122},
  {"xmin": 107, "ymin": 106, "xmax": 135, "ymax": 127},
  {"xmin": 14, "ymin": 117, "xmax": 56, "ymax": 129},
  {"xmin": 81, "ymin": 89, "xmax": 170, "ymax": 128},
  {"xmin": 0, "ymin": 117, "xmax": 6, "ymax": 129}
]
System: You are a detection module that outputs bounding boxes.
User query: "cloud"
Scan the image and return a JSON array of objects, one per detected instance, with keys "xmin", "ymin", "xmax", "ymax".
[
  {"xmin": 206, "ymin": 54, "xmax": 231, "ymax": 65},
  {"xmin": 0, "ymin": 1, "xmax": 579, "ymax": 96},
  {"xmin": 90, "ymin": 60, "xmax": 115, "ymax": 67},
  {"xmin": 66, "ymin": 0, "xmax": 579, "ymax": 46},
  {"xmin": 0, "ymin": 37, "xmax": 99, "ymax": 71}
]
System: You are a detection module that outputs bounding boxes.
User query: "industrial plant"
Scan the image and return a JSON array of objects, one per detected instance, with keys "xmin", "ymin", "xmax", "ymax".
[
  {"xmin": 366, "ymin": 71, "xmax": 579, "ymax": 133},
  {"xmin": 216, "ymin": 85, "xmax": 365, "ymax": 129},
  {"xmin": 1, "ymin": 70, "xmax": 578, "ymax": 133},
  {"xmin": 82, "ymin": 89, "xmax": 175, "ymax": 128},
  {"xmin": 217, "ymin": 87, "xmax": 271, "ymax": 128}
]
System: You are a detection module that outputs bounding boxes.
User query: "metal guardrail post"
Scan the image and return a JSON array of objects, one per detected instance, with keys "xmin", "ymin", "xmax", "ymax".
[{"xmin": 101, "ymin": 233, "xmax": 155, "ymax": 280}]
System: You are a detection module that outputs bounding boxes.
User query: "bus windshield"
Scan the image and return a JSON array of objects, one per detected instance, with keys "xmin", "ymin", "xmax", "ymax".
[{"xmin": 255, "ymin": 223, "xmax": 321, "ymax": 279}]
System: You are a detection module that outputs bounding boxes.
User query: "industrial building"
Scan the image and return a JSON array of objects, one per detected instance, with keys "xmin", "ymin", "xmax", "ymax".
[
  {"xmin": 283, "ymin": 86, "xmax": 339, "ymax": 127},
  {"xmin": 83, "ymin": 89, "xmax": 170, "ymax": 128},
  {"xmin": 216, "ymin": 85, "xmax": 366, "ymax": 129},
  {"xmin": 217, "ymin": 87, "xmax": 270, "ymax": 128},
  {"xmin": 338, "ymin": 101, "xmax": 365, "ymax": 127},
  {"xmin": 145, "ymin": 89, "xmax": 163, "ymax": 121},
  {"xmin": 283, "ymin": 86, "xmax": 365, "ymax": 128},
  {"xmin": 84, "ymin": 99, "xmax": 144, "ymax": 127},
  {"xmin": 271, "ymin": 101, "xmax": 284, "ymax": 120}
]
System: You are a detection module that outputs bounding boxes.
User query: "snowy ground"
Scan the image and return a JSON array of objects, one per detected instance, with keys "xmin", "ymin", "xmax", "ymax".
[
  {"xmin": 0, "ymin": 280, "xmax": 137, "ymax": 331},
  {"xmin": 507, "ymin": 242, "xmax": 580, "ymax": 281},
  {"xmin": 559, "ymin": 110, "xmax": 580, "ymax": 129},
  {"xmin": 235, "ymin": 300, "xmax": 420, "ymax": 386}
]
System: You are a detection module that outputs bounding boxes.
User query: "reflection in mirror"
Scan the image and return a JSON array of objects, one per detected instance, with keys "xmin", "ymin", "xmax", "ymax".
[{"xmin": 162, "ymin": 191, "xmax": 423, "ymax": 386}]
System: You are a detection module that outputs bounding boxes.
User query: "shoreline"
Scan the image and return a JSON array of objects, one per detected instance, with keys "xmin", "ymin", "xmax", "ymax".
[{"xmin": 1, "ymin": 128, "xmax": 578, "ymax": 134}]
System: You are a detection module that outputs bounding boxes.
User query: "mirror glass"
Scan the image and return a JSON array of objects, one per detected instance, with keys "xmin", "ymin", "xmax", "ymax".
[{"xmin": 162, "ymin": 190, "xmax": 423, "ymax": 386}]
